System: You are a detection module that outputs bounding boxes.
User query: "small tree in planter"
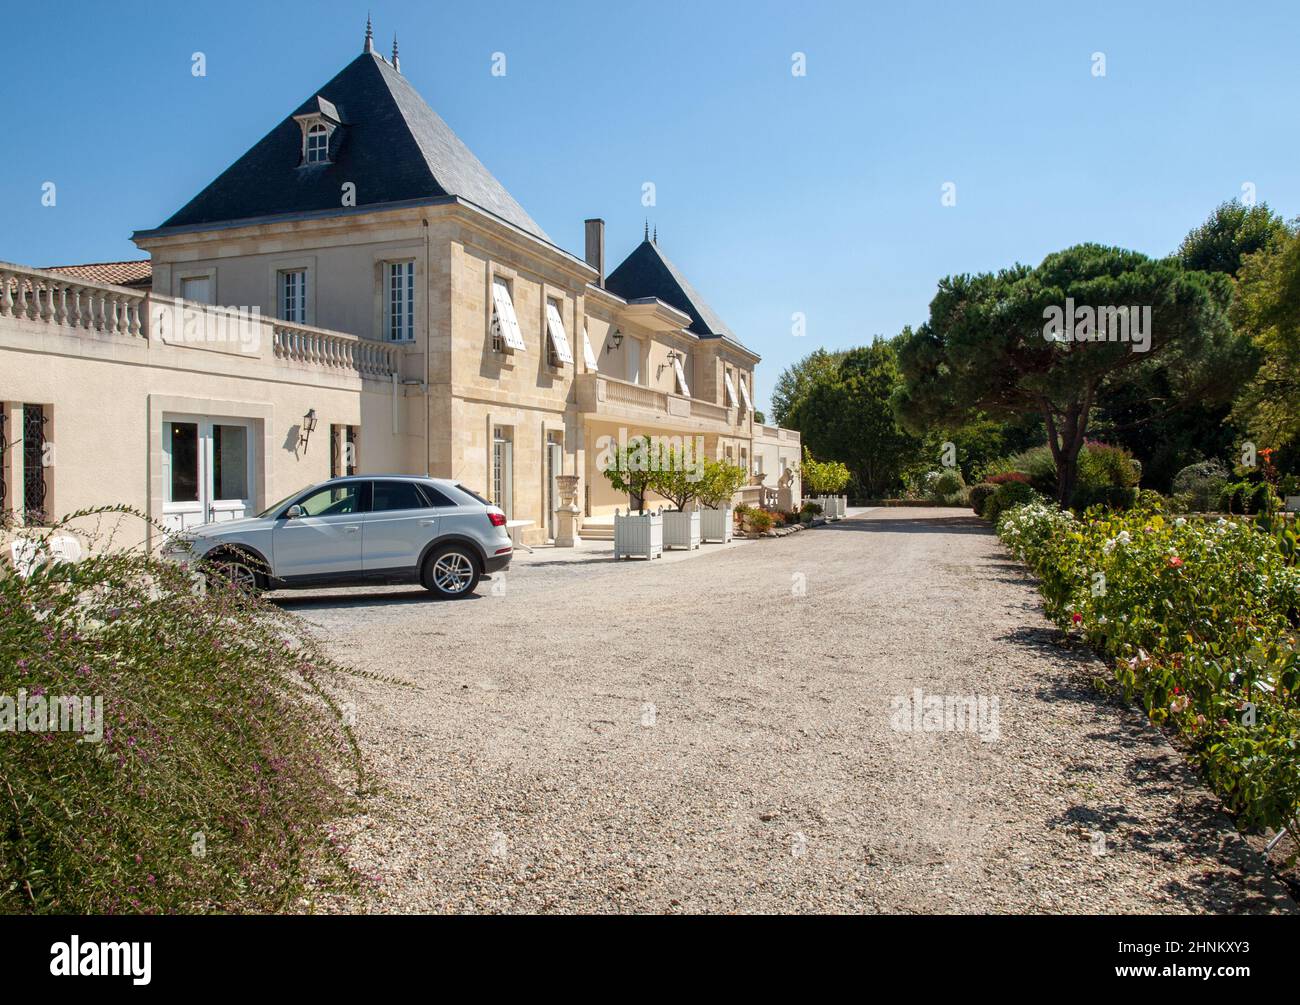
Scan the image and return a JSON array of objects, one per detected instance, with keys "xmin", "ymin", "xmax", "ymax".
[
  {"xmin": 799, "ymin": 447, "xmax": 850, "ymax": 518},
  {"xmin": 697, "ymin": 458, "xmax": 748, "ymax": 543},
  {"xmin": 648, "ymin": 446, "xmax": 704, "ymax": 550},
  {"xmin": 603, "ymin": 437, "xmax": 662, "ymax": 559}
]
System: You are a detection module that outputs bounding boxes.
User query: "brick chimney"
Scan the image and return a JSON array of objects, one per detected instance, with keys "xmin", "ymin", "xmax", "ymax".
[{"xmin": 584, "ymin": 218, "xmax": 605, "ymax": 286}]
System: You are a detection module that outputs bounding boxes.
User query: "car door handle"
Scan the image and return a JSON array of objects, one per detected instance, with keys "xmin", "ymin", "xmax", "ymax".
[
  {"xmin": 419, "ymin": 519, "xmax": 436, "ymax": 526},
  {"xmin": 343, "ymin": 525, "xmax": 360, "ymax": 533}
]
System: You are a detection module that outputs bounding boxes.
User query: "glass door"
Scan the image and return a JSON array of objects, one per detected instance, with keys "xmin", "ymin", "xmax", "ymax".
[{"xmin": 162, "ymin": 416, "xmax": 254, "ymax": 532}]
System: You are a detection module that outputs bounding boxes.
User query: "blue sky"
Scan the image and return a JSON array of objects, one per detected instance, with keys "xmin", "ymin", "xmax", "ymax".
[{"xmin": 3, "ymin": 0, "xmax": 1297, "ymax": 411}]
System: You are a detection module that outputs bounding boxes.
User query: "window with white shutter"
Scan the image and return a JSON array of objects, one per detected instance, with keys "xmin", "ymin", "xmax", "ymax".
[
  {"xmin": 581, "ymin": 326, "xmax": 599, "ymax": 371},
  {"xmin": 724, "ymin": 371, "xmax": 738, "ymax": 407},
  {"xmin": 739, "ymin": 375, "xmax": 754, "ymax": 412},
  {"xmin": 544, "ymin": 299, "xmax": 574, "ymax": 366},
  {"xmin": 672, "ymin": 356, "xmax": 690, "ymax": 396},
  {"xmin": 490, "ymin": 278, "xmax": 526, "ymax": 352}
]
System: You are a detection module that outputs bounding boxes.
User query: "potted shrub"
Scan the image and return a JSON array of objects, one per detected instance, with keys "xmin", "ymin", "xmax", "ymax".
[
  {"xmin": 648, "ymin": 445, "xmax": 704, "ymax": 550},
  {"xmin": 799, "ymin": 447, "xmax": 850, "ymax": 519},
  {"xmin": 698, "ymin": 458, "xmax": 748, "ymax": 543},
  {"xmin": 602, "ymin": 438, "xmax": 663, "ymax": 559}
]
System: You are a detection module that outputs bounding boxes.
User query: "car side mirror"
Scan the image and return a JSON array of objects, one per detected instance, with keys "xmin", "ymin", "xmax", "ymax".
[{"xmin": 285, "ymin": 504, "xmax": 304, "ymax": 519}]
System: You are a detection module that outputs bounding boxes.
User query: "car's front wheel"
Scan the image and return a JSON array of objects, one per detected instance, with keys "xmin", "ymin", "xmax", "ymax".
[
  {"xmin": 205, "ymin": 552, "xmax": 264, "ymax": 596},
  {"xmin": 421, "ymin": 544, "xmax": 481, "ymax": 598}
]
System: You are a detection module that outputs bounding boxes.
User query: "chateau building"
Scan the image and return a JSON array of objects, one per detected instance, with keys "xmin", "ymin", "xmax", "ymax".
[{"xmin": 0, "ymin": 25, "xmax": 798, "ymax": 546}]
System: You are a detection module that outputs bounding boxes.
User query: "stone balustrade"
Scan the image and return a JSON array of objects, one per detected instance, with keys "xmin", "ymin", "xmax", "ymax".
[
  {"xmin": 0, "ymin": 260, "xmax": 396, "ymax": 380},
  {"xmin": 0, "ymin": 262, "xmax": 144, "ymax": 337}
]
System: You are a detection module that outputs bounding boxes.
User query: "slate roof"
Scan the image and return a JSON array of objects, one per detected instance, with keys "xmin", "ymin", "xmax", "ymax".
[
  {"xmin": 156, "ymin": 52, "xmax": 548, "ymax": 242},
  {"xmin": 42, "ymin": 260, "xmax": 153, "ymax": 289},
  {"xmin": 604, "ymin": 239, "xmax": 734, "ymax": 340}
]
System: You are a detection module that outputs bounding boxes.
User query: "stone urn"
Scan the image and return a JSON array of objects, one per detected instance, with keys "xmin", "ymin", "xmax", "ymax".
[{"xmin": 554, "ymin": 474, "xmax": 582, "ymax": 547}]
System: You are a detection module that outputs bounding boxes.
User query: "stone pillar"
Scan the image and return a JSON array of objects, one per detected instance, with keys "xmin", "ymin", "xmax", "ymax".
[{"xmin": 554, "ymin": 474, "xmax": 581, "ymax": 547}]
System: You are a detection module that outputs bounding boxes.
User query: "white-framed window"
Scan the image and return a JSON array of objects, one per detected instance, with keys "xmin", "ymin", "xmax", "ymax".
[
  {"xmin": 492, "ymin": 425, "xmax": 514, "ymax": 520},
  {"xmin": 278, "ymin": 269, "xmax": 307, "ymax": 324},
  {"xmin": 626, "ymin": 340, "xmax": 641, "ymax": 384},
  {"xmin": 544, "ymin": 298, "xmax": 574, "ymax": 367},
  {"xmin": 305, "ymin": 123, "xmax": 329, "ymax": 163},
  {"xmin": 180, "ymin": 275, "xmax": 212, "ymax": 305},
  {"xmin": 755, "ymin": 454, "xmax": 765, "ymax": 476},
  {"xmin": 490, "ymin": 277, "xmax": 526, "ymax": 352},
  {"xmin": 384, "ymin": 260, "xmax": 415, "ymax": 342}
]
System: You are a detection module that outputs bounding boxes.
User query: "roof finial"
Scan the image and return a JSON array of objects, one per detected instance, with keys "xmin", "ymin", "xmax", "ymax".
[
  {"xmin": 644, "ymin": 219, "xmax": 649, "ymax": 241},
  {"xmin": 363, "ymin": 13, "xmax": 374, "ymax": 54},
  {"xmin": 653, "ymin": 226, "xmax": 657, "ymax": 244},
  {"xmin": 392, "ymin": 33, "xmax": 400, "ymax": 71}
]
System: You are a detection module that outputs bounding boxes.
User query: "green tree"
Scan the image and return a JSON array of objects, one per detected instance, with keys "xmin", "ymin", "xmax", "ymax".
[
  {"xmin": 1177, "ymin": 200, "xmax": 1288, "ymax": 277},
  {"xmin": 785, "ymin": 340, "xmax": 924, "ymax": 497},
  {"xmin": 770, "ymin": 348, "xmax": 846, "ymax": 426},
  {"xmin": 697, "ymin": 459, "xmax": 749, "ymax": 509},
  {"xmin": 1231, "ymin": 223, "xmax": 1300, "ymax": 445},
  {"xmin": 894, "ymin": 244, "xmax": 1233, "ymax": 506}
]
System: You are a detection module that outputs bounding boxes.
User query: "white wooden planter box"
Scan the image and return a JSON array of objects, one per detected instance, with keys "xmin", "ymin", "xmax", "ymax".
[
  {"xmin": 700, "ymin": 505, "xmax": 733, "ymax": 543},
  {"xmin": 613, "ymin": 509, "xmax": 663, "ymax": 560},
  {"xmin": 830, "ymin": 495, "xmax": 847, "ymax": 520},
  {"xmin": 663, "ymin": 509, "xmax": 701, "ymax": 550}
]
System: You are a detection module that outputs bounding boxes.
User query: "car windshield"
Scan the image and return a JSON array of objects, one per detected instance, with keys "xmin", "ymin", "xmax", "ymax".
[{"xmin": 258, "ymin": 487, "xmax": 313, "ymax": 518}]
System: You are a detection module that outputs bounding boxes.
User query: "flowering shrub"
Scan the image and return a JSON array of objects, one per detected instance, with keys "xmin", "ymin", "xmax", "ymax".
[
  {"xmin": 0, "ymin": 508, "xmax": 367, "ymax": 913},
  {"xmin": 998, "ymin": 500, "xmax": 1300, "ymax": 848}
]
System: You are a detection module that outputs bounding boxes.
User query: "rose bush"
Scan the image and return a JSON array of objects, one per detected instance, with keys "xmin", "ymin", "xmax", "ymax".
[{"xmin": 997, "ymin": 500, "xmax": 1300, "ymax": 848}]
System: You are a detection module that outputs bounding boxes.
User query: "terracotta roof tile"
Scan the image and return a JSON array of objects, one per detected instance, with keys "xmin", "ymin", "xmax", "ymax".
[{"xmin": 42, "ymin": 260, "xmax": 152, "ymax": 289}]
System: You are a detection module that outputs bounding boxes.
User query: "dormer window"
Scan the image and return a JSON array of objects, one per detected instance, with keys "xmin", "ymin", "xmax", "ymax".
[
  {"xmin": 292, "ymin": 96, "xmax": 341, "ymax": 167},
  {"xmin": 305, "ymin": 124, "xmax": 329, "ymax": 163}
]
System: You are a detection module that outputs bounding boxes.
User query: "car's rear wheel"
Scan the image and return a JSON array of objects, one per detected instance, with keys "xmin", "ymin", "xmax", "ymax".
[
  {"xmin": 205, "ymin": 553, "xmax": 263, "ymax": 596},
  {"xmin": 421, "ymin": 544, "xmax": 480, "ymax": 598}
]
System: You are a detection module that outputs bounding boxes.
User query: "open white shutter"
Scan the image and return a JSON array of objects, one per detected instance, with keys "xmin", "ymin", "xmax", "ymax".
[
  {"xmin": 582, "ymin": 326, "xmax": 599, "ymax": 371},
  {"xmin": 724, "ymin": 372, "xmax": 738, "ymax": 406},
  {"xmin": 544, "ymin": 302, "xmax": 574, "ymax": 364},
  {"xmin": 491, "ymin": 279, "xmax": 526, "ymax": 351},
  {"xmin": 739, "ymin": 375, "xmax": 753, "ymax": 412},
  {"xmin": 672, "ymin": 356, "xmax": 690, "ymax": 396}
]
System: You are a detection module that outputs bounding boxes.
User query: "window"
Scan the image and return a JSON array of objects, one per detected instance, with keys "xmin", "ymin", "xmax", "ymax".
[
  {"xmin": 492, "ymin": 426, "xmax": 513, "ymax": 520},
  {"xmin": 293, "ymin": 483, "xmax": 359, "ymax": 517},
  {"xmin": 739, "ymin": 374, "xmax": 754, "ymax": 413},
  {"xmin": 166, "ymin": 421, "xmax": 199, "ymax": 504},
  {"xmin": 22, "ymin": 404, "xmax": 49, "ymax": 523},
  {"xmin": 723, "ymin": 370, "xmax": 738, "ymax": 407},
  {"xmin": 626, "ymin": 340, "xmax": 640, "ymax": 383},
  {"xmin": 180, "ymin": 276, "xmax": 212, "ymax": 305},
  {"xmin": 372, "ymin": 480, "xmax": 428, "ymax": 512},
  {"xmin": 490, "ymin": 277, "xmax": 526, "ymax": 352},
  {"xmin": 755, "ymin": 454, "xmax": 765, "ymax": 476},
  {"xmin": 384, "ymin": 261, "xmax": 415, "ymax": 342},
  {"xmin": 211, "ymin": 424, "xmax": 249, "ymax": 501},
  {"xmin": 544, "ymin": 299, "xmax": 573, "ymax": 367},
  {"xmin": 581, "ymin": 326, "xmax": 599, "ymax": 372},
  {"xmin": 672, "ymin": 354, "xmax": 691, "ymax": 396},
  {"xmin": 330, "ymin": 424, "xmax": 358, "ymax": 478},
  {"xmin": 305, "ymin": 123, "xmax": 329, "ymax": 163},
  {"xmin": 421, "ymin": 484, "xmax": 457, "ymax": 507},
  {"xmin": 279, "ymin": 270, "xmax": 307, "ymax": 324}
]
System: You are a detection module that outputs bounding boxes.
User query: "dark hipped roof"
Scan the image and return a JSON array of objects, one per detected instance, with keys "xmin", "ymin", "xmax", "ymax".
[
  {"xmin": 604, "ymin": 239, "xmax": 734, "ymax": 340},
  {"xmin": 157, "ymin": 52, "xmax": 548, "ymax": 241}
]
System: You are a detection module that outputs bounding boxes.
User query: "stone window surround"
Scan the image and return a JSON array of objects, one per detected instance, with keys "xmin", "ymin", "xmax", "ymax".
[
  {"xmin": 539, "ymin": 283, "xmax": 570, "ymax": 371},
  {"xmin": 486, "ymin": 261, "xmax": 520, "ymax": 370},
  {"xmin": 372, "ymin": 244, "xmax": 423, "ymax": 344},
  {"xmin": 146, "ymin": 394, "xmax": 273, "ymax": 546},
  {"xmin": 267, "ymin": 254, "xmax": 317, "ymax": 326},
  {"xmin": 174, "ymin": 266, "xmax": 217, "ymax": 304}
]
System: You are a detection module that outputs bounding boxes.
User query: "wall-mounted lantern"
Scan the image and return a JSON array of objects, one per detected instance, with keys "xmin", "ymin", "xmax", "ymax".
[
  {"xmin": 606, "ymin": 328, "xmax": 623, "ymax": 354},
  {"xmin": 299, "ymin": 408, "xmax": 318, "ymax": 452}
]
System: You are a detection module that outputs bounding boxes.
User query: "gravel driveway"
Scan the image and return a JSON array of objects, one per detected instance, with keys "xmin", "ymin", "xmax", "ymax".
[{"xmin": 289, "ymin": 508, "xmax": 1294, "ymax": 914}]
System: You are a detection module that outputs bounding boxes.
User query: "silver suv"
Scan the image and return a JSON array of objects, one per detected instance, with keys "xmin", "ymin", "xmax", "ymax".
[{"xmin": 164, "ymin": 475, "xmax": 512, "ymax": 598}]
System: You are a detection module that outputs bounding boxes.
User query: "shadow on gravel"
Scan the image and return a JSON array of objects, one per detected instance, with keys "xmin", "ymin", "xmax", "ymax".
[
  {"xmin": 271, "ymin": 589, "xmax": 473, "ymax": 610},
  {"xmin": 1008, "ymin": 628, "xmax": 1291, "ymax": 914},
  {"xmin": 827, "ymin": 515, "xmax": 992, "ymax": 535}
]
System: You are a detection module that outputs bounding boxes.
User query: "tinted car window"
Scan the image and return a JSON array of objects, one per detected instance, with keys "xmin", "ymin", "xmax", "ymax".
[
  {"xmin": 420, "ymin": 484, "xmax": 457, "ymax": 507},
  {"xmin": 454, "ymin": 484, "xmax": 491, "ymax": 506},
  {"xmin": 372, "ymin": 481, "xmax": 428, "ymax": 512},
  {"xmin": 294, "ymin": 484, "xmax": 359, "ymax": 517}
]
